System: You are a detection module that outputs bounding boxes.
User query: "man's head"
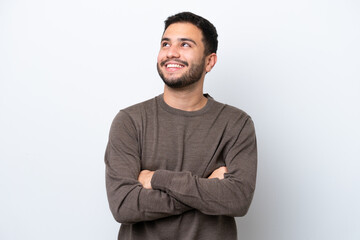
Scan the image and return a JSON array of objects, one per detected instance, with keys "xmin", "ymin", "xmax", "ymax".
[
  {"xmin": 157, "ymin": 12, "xmax": 218, "ymax": 89},
  {"xmin": 164, "ymin": 12, "xmax": 218, "ymax": 56}
]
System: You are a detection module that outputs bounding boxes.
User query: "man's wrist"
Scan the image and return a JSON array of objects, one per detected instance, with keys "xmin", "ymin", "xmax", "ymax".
[{"xmin": 151, "ymin": 170, "xmax": 171, "ymax": 191}]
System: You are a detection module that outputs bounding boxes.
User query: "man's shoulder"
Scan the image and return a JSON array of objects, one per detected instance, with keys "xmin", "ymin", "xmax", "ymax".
[
  {"xmin": 120, "ymin": 95, "xmax": 159, "ymax": 116},
  {"xmin": 210, "ymin": 97, "xmax": 251, "ymax": 120},
  {"xmin": 111, "ymin": 96, "xmax": 159, "ymax": 128}
]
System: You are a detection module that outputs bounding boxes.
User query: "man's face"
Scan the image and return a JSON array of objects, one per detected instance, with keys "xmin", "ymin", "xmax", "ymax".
[{"xmin": 157, "ymin": 22, "xmax": 207, "ymax": 89}]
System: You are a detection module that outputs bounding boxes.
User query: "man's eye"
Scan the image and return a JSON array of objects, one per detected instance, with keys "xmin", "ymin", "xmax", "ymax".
[
  {"xmin": 182, "ymin": 43, "xmax": 190, "ymax": 47},
  {"xmin": 162, "ymin": 42, "xmax": 170, "ymax": 47}
]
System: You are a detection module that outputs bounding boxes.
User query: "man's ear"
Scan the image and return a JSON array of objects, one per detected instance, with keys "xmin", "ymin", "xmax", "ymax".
[{"xmin": 205, "ymin": 53, "xmax": 217, "ymax": 73}]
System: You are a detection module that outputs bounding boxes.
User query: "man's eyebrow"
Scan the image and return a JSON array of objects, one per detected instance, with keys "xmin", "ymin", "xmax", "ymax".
[
  {"xmin": 180, "ymin": 38, "xmax": 197, "ymax": 45},
  {"xmin": 161, "ymin": 37, "xmax": 197, "ymax": 45},
  {"xmin": 161, "ymin": 37, "xmax": 170, "ymax": 42}
]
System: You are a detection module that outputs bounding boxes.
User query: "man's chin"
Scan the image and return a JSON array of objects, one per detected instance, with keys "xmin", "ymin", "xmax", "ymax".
[
  {"xmin": 158, "ymin": 73, "xmax": 186, "ymax": 88},
  {"xmin": 162, "ymin": 77, "xmax": 200, "ymax": 89},
  {"xmin": 162, "ymin": 79, "xmax": 185, "ymax": 89}
]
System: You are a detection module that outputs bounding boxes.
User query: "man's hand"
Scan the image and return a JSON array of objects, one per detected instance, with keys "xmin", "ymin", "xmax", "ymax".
[
  {"xmin": 208, "ymin": 166, "xmax": 228, "ymax": 180},
  {"xmin": 138, "ymin": 170, "xmax": 155, "ymax": 189}
]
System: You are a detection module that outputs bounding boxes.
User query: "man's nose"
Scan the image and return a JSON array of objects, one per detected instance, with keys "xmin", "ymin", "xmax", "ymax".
[{"xmin": 166, "ymin": 45, "xmax": 180, "ymax": 58}]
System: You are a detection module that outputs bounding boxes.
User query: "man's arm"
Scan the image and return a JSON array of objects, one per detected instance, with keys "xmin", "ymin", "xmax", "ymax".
[
  {"xmin": 138, "ymin": 166, "xmax": 228, "ymax": 189},
  {"xmin": 105, "ymin": 111, "xmax": 192, "ymax": 224},
  {"xmin": 144, "ymin": 117, "xmax": 257, "ymax": 217}
]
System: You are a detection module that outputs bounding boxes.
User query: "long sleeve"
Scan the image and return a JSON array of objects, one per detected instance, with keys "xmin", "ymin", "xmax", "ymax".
[
  {"xmin": 105, "ymin": 111, "xmax": 191, "ymax": 224},
  {"xmin": 151, "ymin": 117, "xmax": 257, "ymax": 217}
]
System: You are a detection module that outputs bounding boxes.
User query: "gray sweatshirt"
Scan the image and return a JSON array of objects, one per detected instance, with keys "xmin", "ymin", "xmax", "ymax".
[{"xmin": 105, "ymin": 94, "xmax": 257, "ymax": 240}]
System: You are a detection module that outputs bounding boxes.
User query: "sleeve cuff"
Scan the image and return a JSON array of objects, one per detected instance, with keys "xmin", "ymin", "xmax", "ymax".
[{"xmin": 151, "ymin": 169, "xmax": 173, "ymax": 191}]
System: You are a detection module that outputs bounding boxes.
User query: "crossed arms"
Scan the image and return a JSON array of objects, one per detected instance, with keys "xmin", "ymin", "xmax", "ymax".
[
  {"xmin": 105, "ymin": 110, "xmax": 257, "ymax": 224},
  {"xmin": 138, "ymin": 166, "xmax": 228, "ymax": 189}
]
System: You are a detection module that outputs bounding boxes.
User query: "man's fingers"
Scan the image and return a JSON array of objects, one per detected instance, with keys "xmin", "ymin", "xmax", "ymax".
[
  {"xmin": 208, "ymin": 166, "xmax": 228, "ymax": 179},
  {"xmin": 138, "ymin": 170, "xmax": 154, "ymax": 189}
]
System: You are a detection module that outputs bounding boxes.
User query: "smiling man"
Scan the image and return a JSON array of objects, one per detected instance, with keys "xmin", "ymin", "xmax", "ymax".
[{"xmin": 105, "ymin": 12, "xmax": 257, "ymax": 240}]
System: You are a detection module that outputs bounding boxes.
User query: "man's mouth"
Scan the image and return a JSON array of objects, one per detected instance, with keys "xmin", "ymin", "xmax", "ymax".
[
  {"xmin": 161, "ymin": 59, "xmax": 188, "ymax": 69},
  {"xmin": 166, "ymin": 63, "xmax": 184, "ymax": 68}
]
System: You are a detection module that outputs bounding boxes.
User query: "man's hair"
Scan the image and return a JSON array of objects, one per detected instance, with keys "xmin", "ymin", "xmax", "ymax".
[{"xmin": 164, "ymin": 12, "xmax": 218, "ymax": 55}]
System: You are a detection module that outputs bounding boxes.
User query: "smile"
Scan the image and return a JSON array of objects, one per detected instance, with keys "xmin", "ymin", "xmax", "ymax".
[{"xmin": 166, "ymin": 63, "xmax": 184, "ymax": 68}]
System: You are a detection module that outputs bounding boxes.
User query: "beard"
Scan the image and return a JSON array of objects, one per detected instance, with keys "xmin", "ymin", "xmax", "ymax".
[{"xmin": 157, "ymin": 58, "xmax": 206, "ymax": 89}]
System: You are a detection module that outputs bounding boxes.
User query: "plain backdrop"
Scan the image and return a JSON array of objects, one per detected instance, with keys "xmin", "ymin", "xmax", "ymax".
[{"xmin": 1, "ymin": 0, "xmax": 359, "ymax": 239}]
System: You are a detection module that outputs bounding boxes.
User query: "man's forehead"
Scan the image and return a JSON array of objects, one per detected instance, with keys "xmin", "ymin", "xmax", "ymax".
[{"xmin": 162, "ymin": 22, "xmax": 203, "ymax": 41}]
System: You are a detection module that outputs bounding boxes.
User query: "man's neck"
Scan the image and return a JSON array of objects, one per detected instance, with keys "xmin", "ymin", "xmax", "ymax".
[{"xmin": 163, "ymin": 83, "xmax": 208, "ymax": 112}]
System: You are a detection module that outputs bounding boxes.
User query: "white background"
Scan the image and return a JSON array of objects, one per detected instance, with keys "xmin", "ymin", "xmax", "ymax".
[{"xmin": 1, "ymin": 0, "xmax": 359, "ymax": 239}]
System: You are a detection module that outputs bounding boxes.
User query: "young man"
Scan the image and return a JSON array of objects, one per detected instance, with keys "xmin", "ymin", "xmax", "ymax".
[{"xmin": 105, "ymin": 12, "xmax": 257, "ymax": 240}]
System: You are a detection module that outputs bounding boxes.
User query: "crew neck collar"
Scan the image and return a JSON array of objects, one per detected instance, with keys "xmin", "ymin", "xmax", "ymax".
[{"xmin": 156, "ymin": 93, "xmax": 214, "ymax": 117}]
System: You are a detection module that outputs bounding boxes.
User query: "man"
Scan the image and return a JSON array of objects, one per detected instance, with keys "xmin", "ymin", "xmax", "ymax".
[{"xmin": 105, "ymin": 12, "xmax": 257, "ymax": 240}]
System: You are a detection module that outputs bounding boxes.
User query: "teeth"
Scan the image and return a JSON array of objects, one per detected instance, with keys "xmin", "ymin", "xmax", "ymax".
[{"xmin": 167, "ymin": 64, "xmax": 183, "ymax": 68}]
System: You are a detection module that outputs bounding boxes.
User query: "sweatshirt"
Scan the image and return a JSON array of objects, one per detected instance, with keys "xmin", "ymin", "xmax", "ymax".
[{"xmin": 105, "ymin": 94, "xmax": 257, "ymax": 240}]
